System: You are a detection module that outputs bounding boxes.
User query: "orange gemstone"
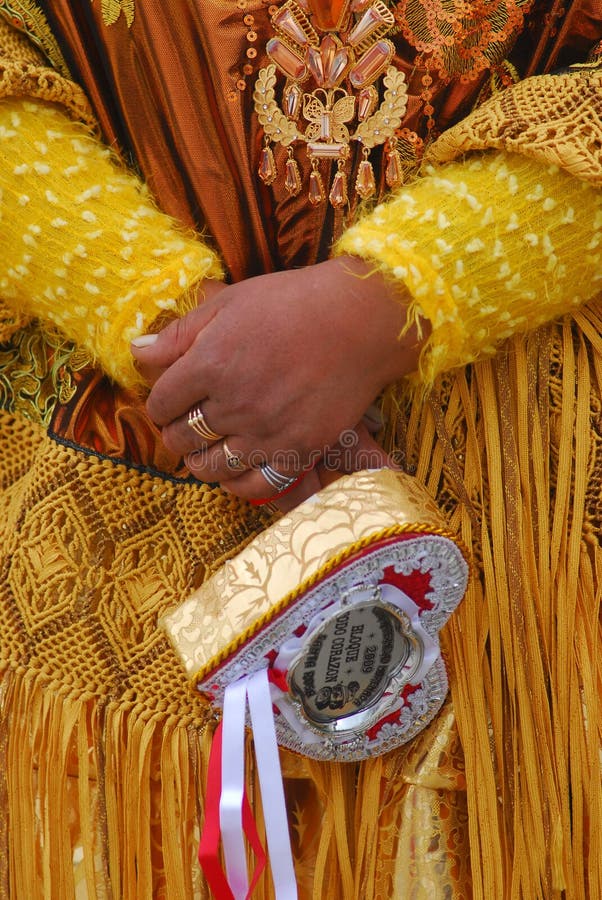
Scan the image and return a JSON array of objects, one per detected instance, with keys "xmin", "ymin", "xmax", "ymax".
[
  {"xmin": 347, "ymin": 5, "xmax": 392, "ymax": 47},
  {"xmin": 349, "ymin": 39, "xmax": 393, "ymax": 88},
  {"xmin": 285, "ymin": 158, "xmax": 302, "ymax": 195},
  {"xmin": 307, "ymin": 0, "xmax": 349, "ymax": 31},
  {"xmin": 329, "ymin": 170, "xmax": 348, "ymax": 207},
  {"xmin": 284, "ymin": 83, "xmax": 302, "ymax": 119},
  {"xmin": 273, "ymin": 7, "xmax": 310, "ymax": 45},
  {"xmin": 267, "ymin": 37, "xmax": 307, "ymax": 79},
  {"xmin": 385, "ymin": 149, "xmax": 403, "ymax": 189},
  {"xmin": 355, "ymin": 159, "xmax": 376, "ymax": 199},
  {"xmin": 259, "ymin": 146, "xmax": 277, "ymax": 185},
  {"xmin": 307, "ymin": 140, "xmax": 348, "ymax": 159},
  {"xmin": 307, "ymin": 45, "xmax": 325, "ymax": 85},
  {"xmin": 308, "ymin": 35, "xmax": 349, "ymax": 88},
  {"xmin": 357, "ymin": 85, "xmax": 377, "ymax": 120},
  {"xmin": 309, "ymin": 169, "xmax": 325, "ymax": 204}
]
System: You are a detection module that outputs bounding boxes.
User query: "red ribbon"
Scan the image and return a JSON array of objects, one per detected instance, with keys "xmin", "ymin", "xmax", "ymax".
[{"xmin": 198, "ymin": 722, "xmax": 267, "ymax": 898}]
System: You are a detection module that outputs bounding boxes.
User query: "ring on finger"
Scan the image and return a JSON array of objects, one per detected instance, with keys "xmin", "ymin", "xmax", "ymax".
[
  {"xmin": 259, "ymin": 462, "xmax": 297, "ymax": 491},
  {"xmin": 187, "ymin": 405, "xmax": 223, "ymax": 442},
  {"xmin": 223, "ymin": 440, "xmax": 247, "ymax": 472}
]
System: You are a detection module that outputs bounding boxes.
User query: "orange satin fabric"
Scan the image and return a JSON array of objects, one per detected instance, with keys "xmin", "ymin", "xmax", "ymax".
[{"xmin": 50, "ymin": 369, "xmax": 188, "ymax": 475}]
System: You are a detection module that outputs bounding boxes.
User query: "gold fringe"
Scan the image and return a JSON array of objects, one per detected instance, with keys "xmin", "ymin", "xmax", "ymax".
[
  {"xmin": 384, "ymin": 301, "xmax": 602, "ymax": 897},
  {"xmin": 0, "ymin": 307, "xmax": 599, "ymax": 897}
]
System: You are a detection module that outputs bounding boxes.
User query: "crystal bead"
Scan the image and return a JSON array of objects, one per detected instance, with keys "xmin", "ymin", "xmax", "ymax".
[
  {"xmin": 308, "ymin": 140, "xmax": 348, "ymax": 158},
  {"xmin": 258, "ymin": 145, "xmax": 277, "ymax": 185},
  {"xmin": 308, "ymin": 35, "xmax": 349, "ymax": 88},
  {"xmin": 329, "ymin": 169, "xmax": 348, "ymax": 207},
  {"xmin": 385, "ymin": 148, "xmax": 403, "ymax": 189},
  {"xmin": 355, "ymin": 158, "xmax": 376, "ymax": 199},
  {"xmin": 273, "ymin": 7, "xmax": 310, "ymax": 46},
  {"xmin": 357, "ymin": 85, "xmax": 377, "ymax": 120},
  {"xmin": 267, "ymin": 37, "xmax": 307, "ymax": 80},
  {"xmin": 349, "ymin": 39, "xmax": 393, "ymax": 88},
  {"xmin": 325, "ymin": 46, "xmax": 349, "ymax": 87},
  {"xmin": 285, "ymin": 157, "xmax": 302, "ymax": 195},
  {"xmin": 309, "ymin": 168, "xmax": 325, "ymax": 204},
  {"xmin": 307, "ymin": 45, "xmax": 325, "ymax": 85},
  {"xmin": 284, "ymin": 83, "xmax": 303, "ymax": 119},
  {"xmin": 347, "ymin": 5, "xmax": 390, "ymax": 47}
]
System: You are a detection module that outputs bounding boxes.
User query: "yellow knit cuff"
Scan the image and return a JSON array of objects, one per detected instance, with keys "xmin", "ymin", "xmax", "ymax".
[
  {"xmin": 0, "ymin": 98, "xmax": 224, "ymax": 388},
  {"xmin": 336, "ymin": 151, "xmax": 602, "ymax": 384}
]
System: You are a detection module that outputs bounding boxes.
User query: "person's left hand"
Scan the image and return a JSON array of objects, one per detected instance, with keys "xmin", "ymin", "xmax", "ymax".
[{"xmin": 131, "ymin": 256, "xmax": 424, "ymax": 506}]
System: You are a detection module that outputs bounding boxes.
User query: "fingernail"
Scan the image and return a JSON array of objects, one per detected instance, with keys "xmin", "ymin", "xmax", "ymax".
[{"xmin": 131, "ymin": 333, "xmax": 158, "ymax": 348}]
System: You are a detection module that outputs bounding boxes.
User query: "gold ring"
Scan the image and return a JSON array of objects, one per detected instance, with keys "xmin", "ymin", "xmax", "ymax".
[
  {"xmin": 223, "ymin": 440, "xmax": 246, "ymax": 472},
  {"xmin": 187, "ymin": 405, "xmax": 223, "ymax": 442}
]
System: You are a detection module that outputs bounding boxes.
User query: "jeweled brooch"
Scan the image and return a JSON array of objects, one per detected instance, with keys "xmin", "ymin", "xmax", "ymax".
[{"xmin": 253, "ymin": 0, "xmax": 409, "ymax": 207}]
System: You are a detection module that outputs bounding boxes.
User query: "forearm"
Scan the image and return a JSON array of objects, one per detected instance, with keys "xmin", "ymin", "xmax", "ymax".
[
  {"xmin": 0, "ymin": 97, "xmax": 223, "ymax": 388},
  {"xmin": 336, "ymin": 150, "xmax": 602, "ymax": 384}
]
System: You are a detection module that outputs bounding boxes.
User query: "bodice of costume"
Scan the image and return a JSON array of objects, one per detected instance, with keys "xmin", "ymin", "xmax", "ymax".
[{"xmin": 33, "ymin": 0, "xmax": 599, "ymax": 280}]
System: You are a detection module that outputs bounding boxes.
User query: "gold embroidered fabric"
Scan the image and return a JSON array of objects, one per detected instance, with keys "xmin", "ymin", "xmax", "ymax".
[
  {"xmin": 0, "ymin": 322, "xmax": 90, "ymax": 428},
  {"xmin": 427, "ymin": 70, "xmax": 602, "ymax": 184},
  {"xmin": 162, "ymin": 468, "xmax": 456, "ymax": 681},
  {"xmin": 0, "ymin": 15, "xmax": 94, "ymax": 125},
  {"xmin": 0, "ymin": 0, "xmax": 71, "ymax": 74},
  {"xmin": 98, "ymin": 0, "xmax": 135, "ymax": 28},
  {"xmin": 394, "ymin": 0, "xmax": 532, "ymax": 78},
  {"xmin": 0, "ymin": 304, "xmax": 599, "ymax": 897}
]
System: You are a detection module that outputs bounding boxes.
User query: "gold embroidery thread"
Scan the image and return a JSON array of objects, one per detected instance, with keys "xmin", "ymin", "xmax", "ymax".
[
  {"xmin": 0, "ymin": 0, "xmax": 71, "ymax": 74},
  {"xmin": 97, "ymin": 0, "xmax": 135, "ymax": 28}
]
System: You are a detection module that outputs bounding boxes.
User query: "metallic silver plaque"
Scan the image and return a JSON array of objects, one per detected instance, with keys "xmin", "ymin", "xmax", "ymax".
[{"xmin": 289, "ymin": 601, "xmax": 418, "ymax": 733}]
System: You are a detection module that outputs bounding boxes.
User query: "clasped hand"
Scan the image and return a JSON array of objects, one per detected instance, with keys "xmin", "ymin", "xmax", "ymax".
[{"xmin": 131, "ymin": 256, "xmax": 423, "ymax": 509}]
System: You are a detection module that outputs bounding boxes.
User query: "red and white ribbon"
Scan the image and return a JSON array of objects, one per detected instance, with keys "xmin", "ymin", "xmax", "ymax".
[{"xmin": 199, "ymin": 668, "xmax": 298, "ymax": 900}]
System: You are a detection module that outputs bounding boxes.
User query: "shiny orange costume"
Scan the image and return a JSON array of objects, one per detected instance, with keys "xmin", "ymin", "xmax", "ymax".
[{"xmin": 0, "ymin": 1, "xmax": 600, "ymax": 897}]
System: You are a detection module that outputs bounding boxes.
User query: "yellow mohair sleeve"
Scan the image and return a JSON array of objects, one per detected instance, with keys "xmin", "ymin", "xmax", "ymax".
[
  {"xmin": 336, "ymin": 150, "xmax": 602, "ymax": 385},
  {"xmin": 0, "ymin": 97, "xmax": 224, "ymax": 388}
]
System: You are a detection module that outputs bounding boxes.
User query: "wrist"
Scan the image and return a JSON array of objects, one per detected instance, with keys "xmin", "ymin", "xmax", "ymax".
[{"xmin": 332, "ymin": 255, "xmax": 428, "ymax": 385}]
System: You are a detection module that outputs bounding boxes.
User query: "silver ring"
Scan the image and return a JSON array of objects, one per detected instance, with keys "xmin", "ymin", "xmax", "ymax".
[
  {"xmin": 259, "ymin": 462, "xmax": 297, "ymax": 491},
  {"xmin": 187, "ymin": 405, "xmax": 223, "ymax": 442},
  {"xmin": 223, "ymin": 440, "xmax": 246, "ymax": 472}
]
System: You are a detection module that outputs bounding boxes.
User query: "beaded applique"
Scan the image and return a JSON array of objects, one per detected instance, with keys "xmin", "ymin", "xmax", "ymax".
[{"xmin": 253, "ymin": 0, "xmax": 409, "ymax": 206}]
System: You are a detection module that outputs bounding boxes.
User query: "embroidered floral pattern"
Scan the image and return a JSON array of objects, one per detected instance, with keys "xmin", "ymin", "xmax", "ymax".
[
  {"xmin": 394, "ymin": 0, "xmax": 533, "ymax": 78},
  {"xmin": 0, "ymin": 321, "xmax": 91, "ymax": 427},
  {"xmin": 97, "ymin": 0, "xmax": 135, "ymax": 28},
  {"xmin": 0, "ymin": 0, "xmax": 70, "ymax": 73}
]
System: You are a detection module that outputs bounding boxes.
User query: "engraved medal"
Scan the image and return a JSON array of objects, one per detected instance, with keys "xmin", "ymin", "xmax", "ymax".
[{"xmin": 162, "ymin": 469, "xmax": 470, "ymax": 761}]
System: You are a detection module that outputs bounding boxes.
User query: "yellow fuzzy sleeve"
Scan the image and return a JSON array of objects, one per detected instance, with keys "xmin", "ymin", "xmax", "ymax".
[
  {"xmin": 336, "ymin": 151, "xmax": 602, "ymax": 384},
  {"xmin": 0, "ymin": 97, "xmax": 224, "ymax": 388}
]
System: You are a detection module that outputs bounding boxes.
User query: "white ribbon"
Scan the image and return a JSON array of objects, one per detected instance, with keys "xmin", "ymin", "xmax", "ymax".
[
  {"xmin": 219, "ymin": 670, "xmax": 298, "ymax": 900},
  {"xmin": 247, "ymin": 670, "xmax": 298, "ymax": 899},
  {"xmin": 220, "ymin": 677, "xmax": 251, "ymax": 899}
]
